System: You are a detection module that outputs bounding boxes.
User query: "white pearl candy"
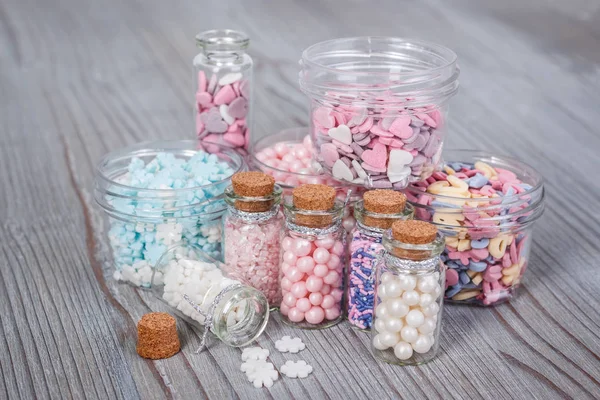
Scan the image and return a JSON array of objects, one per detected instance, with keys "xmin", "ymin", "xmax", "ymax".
[
  {"xmin": 380, "ymin": 332, "xmax": 401, "ymax": 347},
  {"xmin": 401, "ymin": 290, "xmax": 420, "ymax": 306},
  {"xmin": 412, "ymin": 335, "xmax": 432, "ymax": 354},
  {"xmin": 419, "ymin": 293, "xmax": 434, "ymax": 308},
  {"xmin": 423, "ymin": 302, "xmax": 440, "ymax": 317},
  {"xmin": 400, "ymin": 326, "xmax": 418, "ymax": 343},
  {"xmin": 418, "ymin": 318, "xmax": 436, "ymax": 335},
  {"xmin": 376, "ymin": 303, "xmax": 389, "ymax": 318},
  {"xmin": 417, "ymin": 275, "xmax": 437, "ymax": 294},
  {"xmin": 384, "ymin": 317, "xmax": 403, "ymax": 333},
  {"xmin": 374, "ymin": 318, "xmax": 387, "ymax": 333},
  {"xmin": 386, "ymin": 298, "xmax": 409, "ymax": 318},
  {"xmin": 397, "ymin": 275, "xmax": 417, "ymax": 291},
  {"xmin": 394, "ymin": 342, "xmax": 413, "ymax": 361},
  {"xmin": 381, "ymin": 272, "xmax": 395, "ymax": 283},
  {"xmin": 372, "ymin": 335, "xmax": 389, "ymax": 350},
  {"xmin": 405, "ymin": 310, "xmax": 425, "ymax": 327},
  {"xmin": 385, "ymin": 281, "xmax": 403, "ymax": 298}
]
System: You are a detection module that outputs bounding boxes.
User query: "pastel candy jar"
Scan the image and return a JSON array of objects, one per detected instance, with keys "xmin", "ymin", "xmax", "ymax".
[
  {"xmin": 299, "ymin": 37, "xmax": 460, "ymax": 189},
  {"xmin": 404, "ymin": 150, "xmax": 545, "ymax": 306}
]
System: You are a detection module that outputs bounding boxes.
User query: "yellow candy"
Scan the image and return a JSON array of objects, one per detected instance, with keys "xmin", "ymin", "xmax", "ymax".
[
  {"xmin": 445, "ymin": 236, "xmax": 459, "ymax": 248},
  {"xmin": 427, "ymin": 181, "xmax": 449, "ymax": 194},
  {"xmin": 433, "ymin": 212, "xmax": 465, "ymax": 227},
  {"xmin": 488, "ymin": 235, "xmax": 512, "ymax": 259},
  {"xmin": 452, "ymin": 289, "xmax": 480, "ymax": 301},
  {"xmin": 457, "ymin": 239, "xmax": 471, "ymax": 252},
  {"xmin": 471, "ymin": 273, "xmax": 483, "ymax": 285},
  {"xmin": 443, "ymin": 166, "xmax": 456, "ymax": 175},
  {"xmin": 502, "ymin": 263, "xmax": 520, "ymax": 277},
  {"xmin": 474, "ymin": 161, "xmax": 497, "ymax": 179}
]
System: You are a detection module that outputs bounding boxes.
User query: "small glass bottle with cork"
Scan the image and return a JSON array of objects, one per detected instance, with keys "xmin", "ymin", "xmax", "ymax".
[
  {"xmin": 279, "ymin": 184, "xmax": 346, "ymax": 329},
  {"xmin": 371, "ymin": 220, "xmax": 445, "ymax": 365},
  {"xmin": 348, "ymin": 190, "xmax": 414, "ymax": 331},
  {"xmin": 223, "ymin": 171, "xmax": 284, "ymax": 306}
]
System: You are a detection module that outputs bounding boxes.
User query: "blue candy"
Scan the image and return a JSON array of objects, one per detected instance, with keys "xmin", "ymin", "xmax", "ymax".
[
  {"xmin": 467, "ymin": 173, "xmax": 488, "ymax": 189},
  {"xmin": 471, "ymin": 238, "xmax": 489, "ymax": 249},
  {"xmin": 468, "ymin": 261, "xmax": 487, "ymax": 272}
]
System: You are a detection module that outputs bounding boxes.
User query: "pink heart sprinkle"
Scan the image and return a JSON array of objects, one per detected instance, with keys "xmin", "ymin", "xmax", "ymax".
[{"xmin": 361, "ymin": 143, "xmax": 387, "ymax": 169}]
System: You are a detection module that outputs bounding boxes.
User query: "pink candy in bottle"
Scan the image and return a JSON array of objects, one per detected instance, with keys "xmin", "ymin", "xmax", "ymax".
[
  {"xmin": 194, "ymin": 30, "xmax": 252, "ymax": 154},
  {"xmin": 279, "ymin": 184, "xmax": 346, "ymax": 329},
  {"xmin": 223, "ymin": 172, "xmax": 284, "ymax": 305}
]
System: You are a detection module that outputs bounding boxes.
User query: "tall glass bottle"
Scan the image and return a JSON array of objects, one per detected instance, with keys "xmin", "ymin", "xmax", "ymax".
[
  {"xmin": 194, "ymin": 29, "xmax": 253, "ymax": 154},
  {"xmin": 372, "ymin": 220, "xmax": 445, "ymax": 365}
]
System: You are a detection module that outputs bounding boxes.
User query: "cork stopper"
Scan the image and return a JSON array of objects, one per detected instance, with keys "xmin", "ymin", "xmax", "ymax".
[
  {"xmin": 292, "ymin": 184, "xmax": 336, "ymax": 227},
  {"xmin": 136, "ymin": 312, "xmax": 180, "ymax": 360},
  {"xmin": 362, "ymin": 190, "xmax": 407, "ymax": 229},
  {"xmin": 390, "ymin": 220, "xmax": 438, "ymax": 260},
  {"xmin": 231, "ymin": 171, "xmax": 275, "ymax": 212},
  {"xmin": 392, "ymin": 220, "xmax": 437, "ymax": 244}
]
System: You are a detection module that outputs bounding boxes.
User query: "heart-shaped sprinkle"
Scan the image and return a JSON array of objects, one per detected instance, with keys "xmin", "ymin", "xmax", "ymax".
[
  {"xmin": 207, "ymin": 74, "xmax": 218, "ymax": 94},
  {"xmin": 223, "ymin": 132, "xmax": 245, "ymax": 147},
  {"xmin": 218, "ymin": 72, "xmax": 243, "ymax": 86},
  {"xmin": 196, "ymin": 92, "xmax": 212, "ymax": 107},
  {"xmin": 346, "ymin": 108, "xmax": 368, "ymax": 127},
  {"xmin": 314, "ymin": 107, "xmax": 335, "ymax": 128},
  {"xmin": 197, "ymin": 71, "xmax": 207, "ymax": 92},
  {"xmin": 357, "ymin": 117, "xmax": 374, "ymax": 133},
  {"xmin": 327, "ymin": 124, "xmax": 352, "ymax": 145},
  {"xmin": 228, "ymin": 97, "xmax": 248, "ymax": 119},
  {"xmin": 351, "ymin": 160, "xmax": 367, "ymax": 179},
  {"xmin": 388, "ymin": 149, "xmax": 414, "ymax": 167},
  {"xmin": 240, "ymin": 80, "xmax": 250, "ymax": 98},
  {"xmin": 220, "ymin": 104, "xmax": 235, "ymax": 125},
  {"xmin": 361, "ymin": 162, "xmax": 387, "ymax": 173},
  {"xmin": 388, "ymin": 166, "xmax": 411, "ymax": 183},
  {"xmin": 331, "ymin": 159, "xmax": 353, "ymax": 181},
  {"xmin": 361, "ymin": 143, "xmax": 387, "ymax": 169},
  {"xmin": 205, "ymin": 113, "xmax": 228, "ymax": 133},
  {"xmin": 214, "ymin": 85, "xmax": 236, "ymax": 105},
  {"xmin": 320, "ymin": 143, "xmax": 339, "ymax": 167},
  {"xmin": 389, "ymin": 116, "xmax": 413, "ymax": 138},
  {"xmin": 370, "ymin": 125, "xmax": 394, "ymax": 137}
]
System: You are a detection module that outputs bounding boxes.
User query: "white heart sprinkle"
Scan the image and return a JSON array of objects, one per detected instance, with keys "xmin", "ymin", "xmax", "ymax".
[
  {"xmin": 220, "ymin": 104, "xmax": 235, "ymax": 125},
  {"xmin": 388, "ymin": 149, "xmax": 414, "ymax": 168},
  {"xmin": 388, "ymin": 166, "xmax": 412, "ymax": 183},
  {"xmin": 332, "ymin": 159, "xmax": 353, "ymax": 181},
  {"xmin": 351, "ymin": 160, "xmax": 367, "ymax": 179},
  {"xmin": 327, "ymin": 124, "xmax": 352, "ymax": 145},
  {"xmin": 218, "ymin": 72, "xmax": 243, "ymax": 86}
]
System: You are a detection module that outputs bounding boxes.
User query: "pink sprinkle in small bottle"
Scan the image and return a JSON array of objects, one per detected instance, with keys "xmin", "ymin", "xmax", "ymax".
[
  {"xmin": 279, "ymin": 184, "xmax": 346, "ymax": 329},
  {"xmin": 223, "ymin": 172, "xmax": 284, "ymax": 306}
]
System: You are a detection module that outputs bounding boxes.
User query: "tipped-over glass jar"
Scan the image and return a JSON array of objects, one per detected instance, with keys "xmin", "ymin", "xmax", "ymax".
[
  {"xmin": 348, "ymin": 190, "xmax": 414, "ymax": 330},
  {"xmin": 372, "ymin": 220, "xmax": 445, "ymax": 365},
  {"xmin": 299, "ymin": 37, "xmax": 459, "ymax": 189},
  {"xmin": 222, "ymin": 172, "xmax": 284, "ymax": 306},
  {"xmin": 279, "ymin": 184, "xmax": 346, "ymax": 329},
  {"xmin": 194, "ymin": 29, "xmax": 253, "ymax": 154},
  {"xmin": 150, "ymin": 244, "xmax": 269, "ymax": 347}
]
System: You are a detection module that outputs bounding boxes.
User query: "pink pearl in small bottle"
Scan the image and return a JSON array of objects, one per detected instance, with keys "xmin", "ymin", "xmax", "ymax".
[
  {"xmin": 296, "ymin": 298, "xmax": 312, "ymax": 312},
  {"xmin": 313, "ymin": 264, "xmax": 329, "ymax": 278},
  {"xmin": 305, "ymin": 306, "xmax": 325, "ymax": 325},
  {"xmin": 292, "ymin": 238, "xmax": 312, "ymax": 257},
  {"xmin": 280, "ymin": 277, "xmax": 293, "ymax": 291},
  {"xmin": 309, "ymin": 292, "xmax": 323, "ymax": 305},
  {"xmin": 323, "ymin": 270, "xmax": 340, "ymax": 286},
  {"xmin": 306, "ymin": 275, "xmax": 324, "ymax": 293},
  {"xmin": 313, "ymin": 247, "xmax": 330, "ymax": 264},
  {"xmin": 291, "ymin": 281, "xmax": 308, "ymax": 298},
  {"xmin": 288, "ymin": 307, "xmax": 305, "ymax": 322},
  {"xmin": 274, "ymin": 142, "xmax": 289, "ymax": 157},
  {"xmin": 327, "ymin": 254, "xmax": 341, "ymax": 269},
  {"xmin": 282, "ymin": 237, "xmax": 294, "ymax": 252},
  {"xmin": 321, "ymin": 294, "xmax": 335, "ymax": 309},
  {"xmin": 283, "ymin": 251, "xmax": 297, "ymax": 265},
  {"xmin": 296, "ymin": 256, "xmax": 315, "ymax": 273},
  {"xmin": 325, "ymin": 307, "xmax": 340, "ymax": 321},
  {"xmin": 331, "ymin": 241, "xmax": 344, "ymax": 256},
  {"xmin": 283, "ymin": 292, "xmax": 297, "ymax": 307},
  {"xmin": 315, "ymin": 237, "xmax": 335, "ymax": 250},
  {"xmin": 280, "ymin": 302, "xmax": 290, "ymax": 316},
  {"xmin": 321, "ymin": 284, "xmax": 331, "ymax": 295},
  {"xmin": 280, "ymin": 262, "xmax": 291, "ymax": 275},
  {"xmin": 286, "ymin": 267, "xmax": 304, "ymax": 283},
  {"xmin": 331, "ymin": 288, "xmax": 344, "ymax": 302}
]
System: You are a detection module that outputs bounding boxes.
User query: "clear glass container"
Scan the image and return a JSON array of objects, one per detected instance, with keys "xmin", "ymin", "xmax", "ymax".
[
  {"xmin": 222, "ymin": 185, "xmax": 284, "ymax": 306},
  {"xmin": 194, "ymin": 29, "xmax": 253, "ymax": 154},
  {"xmin": 404, "ymin": 150, "xmax": 545, "ymax": 306},
  {"xmin": 250, "ymin": 127, "xmax": 365, "ymax": 233},
  {"xmin": 371, "ymin": 230, "xmax": 445, "ymax": 365},
  {"xmin": 94, "ymin": 140, "xmax": 245, "ymax": 287},
  {"xmin": 299, "ymin": 37, "xmax": 459, "ymax": 189},
  {"xmin": 347, "ymin": 200, "xmax": 414, "ymax": 330},
  {"xmin": 150, "ymin": 244, "xmax": 269, "ymax": 347},
  {"xmin": 279, "ymin": 198, "xmax": 346, "ymax": 329}
]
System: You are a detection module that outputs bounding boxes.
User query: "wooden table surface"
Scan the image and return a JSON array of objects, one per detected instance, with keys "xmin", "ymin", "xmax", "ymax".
[{"xmin": 1, "ymin": 0, "xmax": 599, "ymax": 398}]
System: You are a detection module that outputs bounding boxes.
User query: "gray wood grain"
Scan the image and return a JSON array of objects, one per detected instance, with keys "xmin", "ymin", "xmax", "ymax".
[{"xmin": 1, "ymin": 0, "xmax": 599, "ymax": 398}]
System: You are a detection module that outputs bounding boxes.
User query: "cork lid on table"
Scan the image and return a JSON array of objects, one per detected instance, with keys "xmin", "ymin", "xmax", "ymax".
[
  {"xmin": 292, "ymin": 184, "xmax": 336, "ymax": 228},
  {"xmin": 362, "ymin": 189, "xmax": 407, "ymax": 229},
  {"xmin": 136, "ymin": 312, "xmax": 181, "ymax": 360},
  {"xmin": 231, "ymin": 171, "xmax": 276, "ymax": 212}
]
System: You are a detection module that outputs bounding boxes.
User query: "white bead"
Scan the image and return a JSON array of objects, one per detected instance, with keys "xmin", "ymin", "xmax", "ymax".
[
  {"xmin": 412, "ymin": 335, "xmax": 432, "ymax": 354},
  {"xmin": 419, "ymin": 293, "xmax": 434, "ymax": 308},
  {"xmin": 394, "ymin": 342, "xmax": 413, "ymax": 361},
  {"xmin": 378, "ymin": 284, "xmax": 388, "ymax": 300},
  {"xmin": 374, "ymin": 318, "xmax": 387, "ymax": 333},
  {"xmin": 423, "ymin": 302, "xmax": 440, "ymax": 317},
  {"xmin": 397, "ymin": 275, "xmax": 417, "ymax": 291},
  {"xmin": 405, "ymin": 310, "xmax": 425, "ymax": 327},
  {"xmin": 381, "ymin": 272, "xmax": 394, "ymax": 283},
  {"xmin": 386, "ymin": 298, "xmax": 409, "ymax": 318},
  {"xmin": 372, "ymin": 335, "xmax": 389, "ymax": 350},
  {"xmin": 384, "ymin": 317, "xmax": 404, "ymax": 333},
  {"xmin": 433, "ymin": 284, "xmax": 442, "ymax": 298},
  {"xmin": 385, "ymin": 281, "xmax": 402, "ymax": 298},
  {"xmin": 375, "ymin": 303, "xmax": 389, "ymax": 318},
  {"xmin": 400, "ymin": 326, "xmax": 419, "ymax": 343},
  {"xmin": 417, "ymin": 276, "xmax": 437, "ymax": 294},
  {"xmin": 380, "ymin": 332, "xmax": 401, "ymax": 347},
  {"xmin": 418, "ymin": 318, "xmax": 436, "ymax": 335},
  {"xmin": 401, "ymin": 291, "xmax": 420, "ymax": 306}
]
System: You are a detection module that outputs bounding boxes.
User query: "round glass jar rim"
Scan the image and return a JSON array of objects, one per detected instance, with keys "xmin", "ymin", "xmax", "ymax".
[
  {"xmin": 283, "ymin": 198, "xmax": 346, "ymax": 221},
  {"xmin": 195, "ymin": 29, "xmax": 249, "ymax": 52},
  {"xmin": 94, "ymin": 140, "xmax": 244, "ymax": 219},
  {"xmin": 354, "ymin": 200, "xmax": 415, "ymax": 227},
  {"xmin": 404, "ymin": 149, "xmax": 545, "ymax": 205},
  {"xmin": 224, "ymin": 185, "xmax": 283, "ymax": 207},
  {"xmin": 382, "ymin": 231, "xmax": 446, "ymax": 262}
]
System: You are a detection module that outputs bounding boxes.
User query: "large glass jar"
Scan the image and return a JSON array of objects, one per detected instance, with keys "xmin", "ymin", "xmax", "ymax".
[
  {"xmin": 194, "ymin": 29, "xmax": 252, "ymax": 154},
  {"xmin": 94, "ymin": 140, "xmax": 245, "ymax": 287},
  {"xmin": 404, "ymin": 150, "xmax": 545, "ymax": 306},
  {"xmin": 299, "ymin": 38, "xmax": 459, "ymax": 189},
  {"xmin": 150, "ymin": 244, "xmax": 269, "ymax": 347},
  {"xmin": 372, "ymin": 221, "xmax": 445, "ymax": 365},
  {"xmin": 348, "ymin": 192, "xmax": 414, "ymax": 330},
  {"xmin": 279, "ymin": 185, "xmax": 346, "ymax": 329},
  {"xmin": 222, "ymin": 172, "xmax": 284, "ymax": 305}
]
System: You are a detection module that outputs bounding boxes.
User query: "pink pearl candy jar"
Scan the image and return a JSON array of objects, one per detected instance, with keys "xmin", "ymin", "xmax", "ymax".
[
  {"xmin": 222, "ymin": 172, "xmax": 284, "ymax": 305},
  {"xmin": 194, "ymin": 30, "xmax": 253, "ymax": 154},
  {"xmin": 279, "ymin": 184, "xmax": 346, "ymax": 329}
]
